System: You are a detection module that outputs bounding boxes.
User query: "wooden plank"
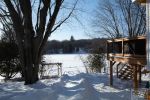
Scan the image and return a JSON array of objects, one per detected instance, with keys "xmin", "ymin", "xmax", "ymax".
[
  {"xmin": 135, "ymin": 0, "xmax": 146, "ymax": 3},
  {"xmin": 108, "ymin": 53, "xmax": 123, "ymax": 57},
  {"xmin": 108, "ymin": 53, "xmax": 146, "ymax": 58},
  {"xmin": 41, "ymin": 63, "xmax": 62, "ymax": 66},
  {"xmin": 107, "ymin": 36, "xmax": 146, "ymax": 43},
  {"xmin": 108, "ymin": 56, "xmax": 146, "ymax": 65},
  {"xmin": 107, "ymin": 39, "xmax": 122, "ymax": 43}
]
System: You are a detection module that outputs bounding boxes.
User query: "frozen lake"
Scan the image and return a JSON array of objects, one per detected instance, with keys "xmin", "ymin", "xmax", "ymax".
[{"xmin": 44, "ymin": 54, "xmax": 89, "ymax": 75}]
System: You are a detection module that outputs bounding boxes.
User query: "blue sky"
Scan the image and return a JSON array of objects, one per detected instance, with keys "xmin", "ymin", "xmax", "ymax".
[{"xmin": 49, "ymin": 0, "xmax": 98, "ymax": 41}]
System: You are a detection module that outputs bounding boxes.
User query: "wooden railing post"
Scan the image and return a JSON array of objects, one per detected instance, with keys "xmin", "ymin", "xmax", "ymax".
[
  {"xmin": 110, "ymin": 61, "xmax": 113, "ymax": 86},
  {"xmin": 60, "ymin": 64, "xmax": 62, "ymax": 76},
  {"xmin": 122, "ymin": 39, "xmax": 124, "ymax": 57},
  {"xmin": 138, "ymin": 65, "xmax": 142, "ymax": 83},
  {"xmin": 107, "ymin": 42, "xmax": 109, "ymax": 60},
  {"xmin": 116, "ymin": 62, "xmax": 121, "ymax": 78},
  {"xmin": 133, "ymin": 65, "xmax": 138, "ymax": 89},
  {"xmin": 58, "ymin": 64, "xmax": 60, "ymax": 76}
]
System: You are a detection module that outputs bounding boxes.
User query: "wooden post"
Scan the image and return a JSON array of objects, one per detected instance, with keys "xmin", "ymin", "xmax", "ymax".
[
  {"xmin": 57, "ymin": 63, "xmax": 62, "ymax": 76},
  {"xmin": 40, "ymin": 64, "xmax": 44, "ymax": 79},
  {"xmin": 110, "ymin": 61, "xmax": 113, "ymax": 86},
  {"xmin": 116, "ymin": 65, "xmax": 119, "ymax": 78},
  {"xmin": 138, "ymin": 65, "xmax": 142, "ymax": 83},
  {"xmin": 133, "ymin": 65, "xmax": 138, "ymax": 89},
  {"xmin": 60, "ymin": 64, "xmax": 62, "ymax": 76},
  {"xmin": 122, "ymin": 39, "xmax": 124, "ymax": 56},
  {"xmin": 107, "ymin": 42, "xmax": 110, "ymax": 60},
  {"xmin": 58, "ymin": 64, "xmax": 60, "ymax": 76},
  {"xmin": 116, "ymin": 62, "xmax": 121, "ymax": 78}
]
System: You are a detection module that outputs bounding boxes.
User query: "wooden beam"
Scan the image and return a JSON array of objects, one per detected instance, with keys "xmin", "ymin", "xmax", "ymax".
[
  {"xmin": 133, "ymin": 65, "xmax": 139, "ymax": 89},
  {"xmin": 116, "ymin": 62, "xmax": 121, "ymax": 78},
  {"xmin": 108, "ymin": 53, "xmax": 146, "ymax": 58},
  {"xmin": 122, "ymin": 39, "xmax": 124, "ymax": 56},
  {"xmin": 134, "ymin": 0, "xmax": 146, "ymax": 3},
  {"xmin": 138, "ymin": 65, "xmax": 142, "ymax": 83},
  {"xmin": 60, "ymin": 65, "xmax": 62, "ymax": 76},
  {"xmin": 58, "ymin": 65, "xmax": 60, "ymax": 76},
  {"xmin": 110, "ymin": 61, "xmax": 113, "ymax": 86},
  {"xmin": 107, "ymin": 36, "xmax": 146, "ymax": 43},
  {"xmin": 116, "ymin": 65, "xmax": 119, "ymax": 78},
  {"xmin": 112, "ymin": 61, "xmax": 116, "ymax": 66},
  {"xmin": 107, "ymin": 42, "xmax": 109, "ymax": 60},
  {"xmin": 108, "ymin": 56, "xmax": 146, "ymax": 65}
]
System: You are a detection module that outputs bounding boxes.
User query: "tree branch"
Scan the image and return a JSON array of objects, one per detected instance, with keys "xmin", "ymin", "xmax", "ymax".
[
  {"xmin": 51, "ymin": 0, "xmax": 77, "ymax": 33},
  {"xmin": 36, "ymin": 0, "xmax": 51, "ymax": 37},
  {"xmin": 4, "ymin": 0, "xmax": 24, "ymax": 40}
]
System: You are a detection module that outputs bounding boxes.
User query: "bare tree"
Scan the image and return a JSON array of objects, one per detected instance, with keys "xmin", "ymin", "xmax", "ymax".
[
  {"xmin": 93, "ymin": 0, "xmax": 146, "ymax": 38},
  {"xmin": 118, "ymin": 0, "xmax": 146, "ymax": 37},
  {"xmin": 0, "ymin": 0, "xmax": 78, "ymax": 84}
]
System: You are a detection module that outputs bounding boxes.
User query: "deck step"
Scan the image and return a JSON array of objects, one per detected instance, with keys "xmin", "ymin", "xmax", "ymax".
[{"xmin": 118, "ymin": 64, "xmax": 133, "ymax": 80}]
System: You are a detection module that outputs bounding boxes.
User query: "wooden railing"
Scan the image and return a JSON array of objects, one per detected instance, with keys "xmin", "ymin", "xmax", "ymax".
[
  {"xmin": 107, "ymin": 36, "xmax": 146, "ymax": 57},
  {"xmin": 40, "ymin": 62, "xmax": 63, "ymax": 79}
]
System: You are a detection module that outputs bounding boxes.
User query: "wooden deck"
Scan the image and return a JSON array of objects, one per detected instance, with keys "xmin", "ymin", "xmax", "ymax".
[
  {"xmin": 107, "ymin": 36, "xmax": 146, "ymax": 65},
  {"xmin": 107, "ymin": 36, "xmax": 147, "ymax": 89}
]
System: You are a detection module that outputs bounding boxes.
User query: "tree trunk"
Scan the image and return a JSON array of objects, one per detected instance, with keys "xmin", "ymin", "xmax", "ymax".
[
  {"xmin": 23, "ymin": 32, "xmax": 40, "ymax": 84},
  {"xmin": 23, "ymin": 53, "xmax": 39, "ymax": 85},
  {"xmin": 3, "ymin": 0, "xmax": 72, "ymax": 85}
]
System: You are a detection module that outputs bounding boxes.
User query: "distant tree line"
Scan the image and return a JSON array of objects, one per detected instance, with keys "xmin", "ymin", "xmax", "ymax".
[{"xmin": 44, "ymin": 36, "xmax": 107, "ymax": 54}]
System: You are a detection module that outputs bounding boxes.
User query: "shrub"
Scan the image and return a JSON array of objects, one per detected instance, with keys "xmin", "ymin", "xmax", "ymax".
[
  {"xmin": 0, "ymin": 42, "xmax": 21, "ymax": 79},
  {"xmin": 87, "ymin": 48, "xmax": 106, "ymax": 73}
]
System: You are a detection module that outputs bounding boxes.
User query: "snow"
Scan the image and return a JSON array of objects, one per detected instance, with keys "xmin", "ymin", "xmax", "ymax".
[
  {"xmin": 0, "ymin": 73, "xmax": 132, "ymax": 100},
  {"xmin": 44, "ymin": 54, "xmax": 89, "ymax": 75},
  {"xmin": 0, "ymin": 54, "xmax": 148, "ymax": 100}
]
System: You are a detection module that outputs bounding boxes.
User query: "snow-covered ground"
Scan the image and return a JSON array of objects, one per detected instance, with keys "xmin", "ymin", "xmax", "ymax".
[
  {"xmin": 0, "ymin": 54, "xmax": 149, "ymax": 100},
  {"xmin": 44, "ymin": 54, "xmax": 89, "ymax": 75}
]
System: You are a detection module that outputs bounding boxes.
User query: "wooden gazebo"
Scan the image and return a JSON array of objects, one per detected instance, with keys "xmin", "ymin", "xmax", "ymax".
[{"xmin": 107, "ymin": 36, "xmax": 147, "ymax": 89}]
